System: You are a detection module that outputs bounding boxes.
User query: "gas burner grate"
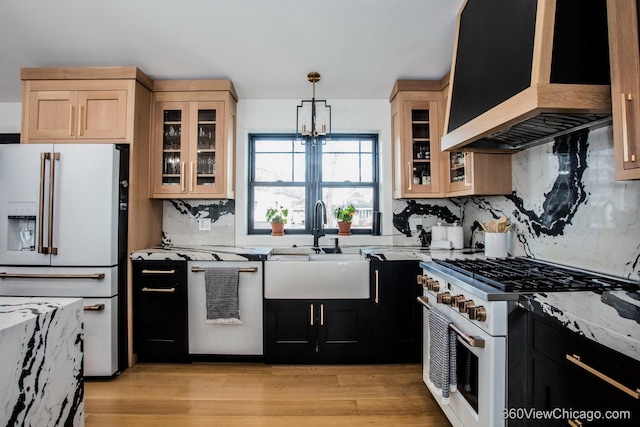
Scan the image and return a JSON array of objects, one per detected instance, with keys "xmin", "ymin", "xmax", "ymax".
[{"xmin": 434, "ymin": 257, "xmax": 639, "ymax": 293}]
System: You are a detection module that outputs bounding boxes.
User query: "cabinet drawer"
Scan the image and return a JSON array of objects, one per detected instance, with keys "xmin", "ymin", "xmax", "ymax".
[
  {"xmin": 531, "ymin": 313, "xmax": 640, "ymax": 423},
  {"xmin": 133, "ymin": 260, "xmax": 187, "ymax": 284},
  {"xmin": 132, "ymin": 260, "xmax": 188, "ymax": 362}
]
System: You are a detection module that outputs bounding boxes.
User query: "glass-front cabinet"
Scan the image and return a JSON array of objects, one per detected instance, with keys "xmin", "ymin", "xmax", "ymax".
[
  {"xmin": 391, "ymin": 83, "xmax": 445, "ymax": 198},
  {"xmin": 151, "ymin": 80, "xmax": 237, "ymax": 199},
  {"xmin": 444, "ymin": 151, "xmax": 513, "ymax": 196}
]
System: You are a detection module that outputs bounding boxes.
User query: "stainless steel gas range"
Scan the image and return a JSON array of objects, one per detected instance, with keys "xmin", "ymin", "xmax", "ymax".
[{"xmin": 417, "ymin": 257, "xmax": 638, "ymax": 427}]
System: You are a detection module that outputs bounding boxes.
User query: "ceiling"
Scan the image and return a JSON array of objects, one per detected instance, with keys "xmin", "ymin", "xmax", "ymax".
[{"xmin": 0, "ymin": 0, "xmax": 464, "ymax": 102}]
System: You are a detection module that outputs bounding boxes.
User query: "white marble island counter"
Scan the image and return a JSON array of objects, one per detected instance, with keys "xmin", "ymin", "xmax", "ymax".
[{"xmin": 0, "ymin": 297, "xmax": 84, "ymax": 427}]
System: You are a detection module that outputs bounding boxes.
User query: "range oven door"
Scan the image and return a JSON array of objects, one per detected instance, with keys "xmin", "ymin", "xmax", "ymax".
[{"xmin": 421, "ymin": 295, "xmax": 506, "ymax": 427}]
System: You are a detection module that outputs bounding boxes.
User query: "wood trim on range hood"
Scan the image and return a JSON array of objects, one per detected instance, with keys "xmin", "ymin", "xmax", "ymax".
[{"xmin": 441, "ymin": 0, "xmax": 612, "ymax": 153}]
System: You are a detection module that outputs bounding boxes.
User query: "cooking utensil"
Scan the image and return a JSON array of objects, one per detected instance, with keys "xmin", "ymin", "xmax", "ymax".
[
  {"xmin": 479, "ymin": 222, "xmax": 489, "ymax": 232},
  {"xmin": 488, "ymin": 220, "xmax": 498, "ymax": 232},
  {"xmin": 497, "ymin": 217, "xmax": 507, "ymax": 232}
]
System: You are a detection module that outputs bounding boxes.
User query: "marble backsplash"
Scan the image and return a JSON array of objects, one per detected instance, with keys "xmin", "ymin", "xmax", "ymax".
[
  {"xmin": 393, "ymin": 126, "xmax": 640, "ymax": 280},
  {"xmin": 162, "ymin": 125, "xmax": 639, "ymax": 280}
]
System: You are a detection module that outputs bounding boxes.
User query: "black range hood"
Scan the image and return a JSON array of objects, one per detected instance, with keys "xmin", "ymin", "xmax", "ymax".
[{"xmin": 442, "ymin": 0, "xmax": 612, "ymax": 152}]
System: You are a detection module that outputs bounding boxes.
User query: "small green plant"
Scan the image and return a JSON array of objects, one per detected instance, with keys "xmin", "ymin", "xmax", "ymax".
[
  {"xmin": 266, "ymin": 206, "xmax": 289, "ymax": 224},
  {"xmin": 334, "ymin": 204, "xmax": 356, "ymax": 223}
]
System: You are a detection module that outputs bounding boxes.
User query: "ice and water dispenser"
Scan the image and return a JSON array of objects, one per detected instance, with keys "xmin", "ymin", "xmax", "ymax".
[{"xmin": 7, "ymin": 202, "xmax": 36, "ymax": 252}]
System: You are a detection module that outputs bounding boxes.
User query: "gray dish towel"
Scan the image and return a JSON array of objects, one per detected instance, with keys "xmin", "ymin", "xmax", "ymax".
[
  {"xmin": 428, "ymin": 308, "xmax": 457, "ymax": 404},
  {"xmin": 205, "ymin": 267, "xmax": 242, "ymax": 325}
]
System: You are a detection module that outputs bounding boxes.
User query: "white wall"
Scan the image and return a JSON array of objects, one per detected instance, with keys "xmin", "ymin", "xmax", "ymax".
[
  {"xmin": 234, "ymin": 98, "xmax": 395, "ymax": 248},
  {"xmin": 0, "ymin": 103, "xmax": 21, "ymax": 133}
]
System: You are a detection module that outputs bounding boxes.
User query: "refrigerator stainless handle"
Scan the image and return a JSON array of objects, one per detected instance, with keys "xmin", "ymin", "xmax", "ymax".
[
  {"xmin": 84, "ymin": 304, "xmax": 105, "ymax": 311},
  {"xmin": 0, "ymin": 272, "xmax": 106, "ymax": 279},
  {"xmin": 47, "ymin": 152, "xmax": 60, "ymax": 255},
  {"xmin": 38, "ymin": 152, "xmax": 48, "ymax": 254}
]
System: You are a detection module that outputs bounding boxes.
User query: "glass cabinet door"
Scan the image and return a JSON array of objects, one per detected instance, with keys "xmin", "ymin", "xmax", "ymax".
[
  {"xmin": 161, "ymin": 108, "xmax": 185, "ymax": 188},
  {"xmin": 410, "ymin": 108, "xmax": 433, "ymax": 187},
  {"xmin": 189, "ymin": 101, "xmax": 224, "ymax": 195},
  {"xmin": 449, "ymin": 152, "xmax": 467, "ymax": 185},
  {"xmin": 195, "ymin": 108, "xmax": 216, "ymax": 187},
  {"xmin": 403, "ymin": 100, "xmax": 439, "ymax": 195}
]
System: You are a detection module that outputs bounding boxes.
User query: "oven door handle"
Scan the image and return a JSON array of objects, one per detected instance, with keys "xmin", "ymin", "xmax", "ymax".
[{"xmin": 417, "ymin": 296, "xmax": 485, "ymax": 348}]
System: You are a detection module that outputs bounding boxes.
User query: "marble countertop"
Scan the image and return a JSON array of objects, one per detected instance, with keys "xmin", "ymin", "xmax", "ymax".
[
  {"xmin": 521, "ymin": 290, "xmax": 640, "ymax": 362},
  {"xmin": 130, "ymin": 244, "xmax": 484, "ymax": 262}
]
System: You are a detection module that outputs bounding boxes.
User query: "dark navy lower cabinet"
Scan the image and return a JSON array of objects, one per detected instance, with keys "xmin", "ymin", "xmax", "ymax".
[
  {"xmin": 264, "ymin": 299, "xmax": 368, "ymax": 363},
  {"xmin": 132, "ymin": 260, "xmax": 189, "ymax": 363}
]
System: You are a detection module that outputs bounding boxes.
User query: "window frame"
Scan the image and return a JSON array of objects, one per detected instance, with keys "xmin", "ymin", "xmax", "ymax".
[{"xmin": 248, "ymin": 133, "xmax": 379, "ymax": 235}]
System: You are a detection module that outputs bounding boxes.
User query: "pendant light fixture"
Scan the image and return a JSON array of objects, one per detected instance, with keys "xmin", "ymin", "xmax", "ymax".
[{"xmin": 296, "ymin": 72, "xmax": 332, "ymax": 145}]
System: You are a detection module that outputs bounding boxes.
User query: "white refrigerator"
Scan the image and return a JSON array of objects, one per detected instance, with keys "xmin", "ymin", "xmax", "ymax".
[{"xmin": 0, "ymin": 143, "xmax": 128, "ymax": 377}]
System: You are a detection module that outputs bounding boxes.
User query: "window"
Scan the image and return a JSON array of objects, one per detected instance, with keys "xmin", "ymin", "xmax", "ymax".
[{"xmin": 249, "ymin": 134, "xmax": 379, "ymax": 234}]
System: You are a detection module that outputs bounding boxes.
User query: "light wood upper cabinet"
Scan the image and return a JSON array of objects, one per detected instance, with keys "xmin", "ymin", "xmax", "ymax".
[
  {"xmin": 444, "ymin": 151, "xmax": 512, "ymax": 196},
  {"xmin": 20, "ymin": 68, "xmax": 151, "ymax": 144},
  {"xmin": 390, "ymin": 81, "xmax": 446, "ymax": 198},
  {"xmin": 607, "ymin": 0, "xmax": 640, "ymax": 180},
  {"xmin": 390, "ymin": 79, "xmax": 512, "ymax": 198},
  {"xmin": 150, "ymin": 80, "xmax": 237, "ymax": 199}
]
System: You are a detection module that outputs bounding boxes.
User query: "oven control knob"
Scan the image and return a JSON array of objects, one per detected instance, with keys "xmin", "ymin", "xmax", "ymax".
[
  {"xmin": 451, "ymin": 295, "xmax": 465, "ymax": 306},
  {"xmin": 436, "ymin": 292, "xmax": 451, "ymax": 304},
  {"xmin": 429, "ymin": 280, "xmax": 440, "ymax": 292},
  {"xmin": 458, "ymin": 299, "xmax": 476, "ymax": 313},
  {"xmin": 469, "ymin": 305, "xmax": 487, "ymax": 321},
  {"xmin": 417, "ymin": 275, "xmax": 424, "ymax": 285}
]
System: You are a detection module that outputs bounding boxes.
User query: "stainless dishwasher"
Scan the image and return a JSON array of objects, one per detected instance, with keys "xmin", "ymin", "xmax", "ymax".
[{"xmin": 187, "ymin": 261, "xmax": 263, "ymax": 355}]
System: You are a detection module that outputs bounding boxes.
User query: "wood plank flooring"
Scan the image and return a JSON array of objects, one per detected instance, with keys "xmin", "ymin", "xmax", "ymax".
[{"xmin": 84, "ymin": 363, "xmax": 452, "ymax": 426}]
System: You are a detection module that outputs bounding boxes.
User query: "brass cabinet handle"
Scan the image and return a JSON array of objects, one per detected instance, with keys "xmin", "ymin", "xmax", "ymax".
[
  {"xmin": 180, "ymin": 162, "xmax": 186, "ymax": 192},
  {"xmin": 141, "ymin": 287, "xmax": 176, "ymax": 293},
  {"xmin": 464, "ymin": 152, "xmax": 471, "ymax": 187},
  {"xmin": 620, "ymin": 93, "xmax": 636, "ymax": 162},
  {"xmin": 189, "ymin": 161, "xmax": 194, "ymax": 192},
  {"xmin": 566, "ymin": 354, "xmax": 640, "ymax": 399},
  {"xmin": 320, "ymin": 303, "xmax": 324, "ymax": 326},
  {"xmin": 69, "ymin": 104, "xmax": 75, "ymax": 136},
  {"xmin": 141, "ymin": 269, "xmax": 176, "ymax": 274},
  {"xmin": 84, "ymin": 304, "xmax": 105, "ymax": 311},
  {"xmin": 310, "ymin": 304, "xmax": 314, "ymax": 326},
  {"xmin": 374, "ymin": 270, "xmax": 379, "ymax": 304},
  {"xmin": 407, "ymin": 161, "xmax": 412, "ymax": 191},
  {"xmin": 79, "ymin": 104, "xmax": 85, "ymax": 136}
]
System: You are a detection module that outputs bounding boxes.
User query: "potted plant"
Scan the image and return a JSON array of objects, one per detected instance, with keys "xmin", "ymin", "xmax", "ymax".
[
  {"xmin": 266, "ymin": 206, "xmax": 289, "ymax": 236},
  {"xmin": 334, "ymin": 204, "xmax": 356, "ymax": 236}
]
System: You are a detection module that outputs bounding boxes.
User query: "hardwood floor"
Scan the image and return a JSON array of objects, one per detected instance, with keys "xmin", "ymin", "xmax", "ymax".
[{"xmin": 84, "ymin": 363, "xmax": 452, "ymax": 426}]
